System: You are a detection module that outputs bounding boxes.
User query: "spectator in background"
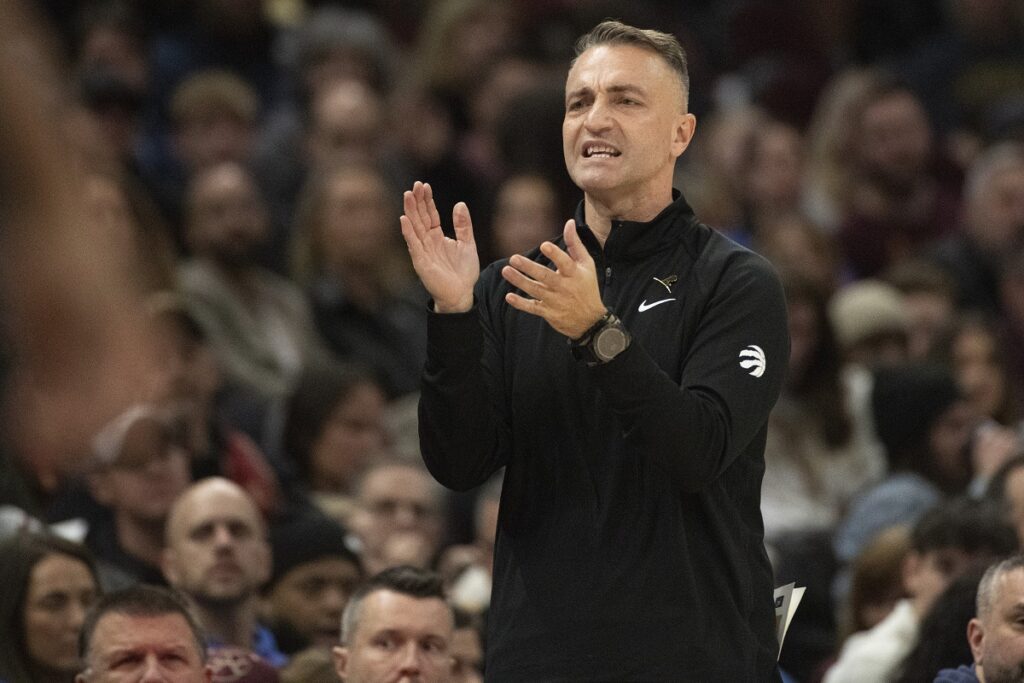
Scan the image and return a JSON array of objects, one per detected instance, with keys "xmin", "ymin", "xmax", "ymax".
[
  {"xmin": 75, "ymin": 584, "xmax": 210, "ymax": 683},
  {"xmin": 348, "ymin": 460, "xmax": 445, "ymax": 576},
  {"xmin": 960, "ymin": 555, "xmax": 1024, "ymax": 682},
  {"xmin": 755, "ymin": 213, "xmax": 842, "ymax": 295},
  {"xmin": 155, "ymin": 69, "xmax": 262, "ymax": 251},
  {"xmin": 840, "ymin": 526, "xmax": 913, "ymax": 642},
  {"xmin": 85, "ymin": 405, "xmax": 192, "ymax": 589},
  {"xmin": 281, "ymin": 363, "xmax": 387, "ymax": 508},
  {"xmin": 262, "ymin": 515, "xmax": 362, "ymax": 655},
  {"xmin": 802, "ymin": 69, "xmax": 883, "ymax": 233},
  {"xmin": 837, "ymin": 75, "xmax": 962, "ymax": 278},
  {"xmin": 332, "ymin": 566, "xmax": 454, "ymax": 683},
  {"xmin": 986, "ymin": 456, "xmax": 1024, "ymax": 548},
  {"xmin": 0, "ymin": 533, "xmax": 100, "ymax": 683},
  {"xmin": 306, "ymin": 80, "xmax": 385, "ymax": 175},
  {"xmin": 834, "ymin": 363, "xmax": 975, "ymax": 576},
  {"xmin": 741, "ymin": 119, "xmax": 806, "ymax": 241},
  {"xmin": 999, "ymin": 246, "xmax": 1024, "ymax": 400},
  {"xmin": 291, "ymin": 164, "xmax": 427, "ymax": 398},
  {"xmin": 761, "ymin": 275, "xmax": 885, "ymax": 542},
  {"xmin": 933, "ymin": 142, "xmax": 1024, "ymax": 314},
  {"xmin": 256, "ymin": 6, "xmax": 397, "ymax": 229},
  {"xmin": 179, "ymin": 161, "xmax": 331, "ymax": 404},
  {"xmin": 886, "ymin": 258, "xmax": 960, "ymax": 361},
  {"xmin": 161, "ymin": 477, "xmax": 284, "ymax": 668},
  {"xmin": 825, "ymin": 498, "xmax": 1017, "ymax": 683},
  {"xmin": 490, "ymin": 174, "xmax": 562, "ymax": 259},
  {"xmin": 895, "ymin": 568, "xmax": 986, "ymax": 683},
  {"xmin": 171, "ymin": 71, "xmax": 259, "ymax": 178},
  {"xmin": 939, "ymin": 314, "xmax": 1021, "ymax": 428},
  {"xmin": 830, "ymin": 279, "xmax": 910, "ymax": 369},
  {"xmin": 413, "ymin": 0, "xmax": 519, "ymax": 130},
  {"xmin": 147, "ymin": 293, "xmax": 286, "ymax": 517}
]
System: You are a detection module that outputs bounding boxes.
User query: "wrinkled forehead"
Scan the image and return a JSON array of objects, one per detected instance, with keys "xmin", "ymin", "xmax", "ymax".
[{"xmin": 170, "ymin": 487, "xmax": 264, "ymax": 538}]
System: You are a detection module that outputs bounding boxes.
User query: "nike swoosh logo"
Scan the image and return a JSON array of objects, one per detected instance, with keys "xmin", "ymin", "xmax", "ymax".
[{"xmin": 638, "ymin": 298, "xmax": 676, "ymax": 312}]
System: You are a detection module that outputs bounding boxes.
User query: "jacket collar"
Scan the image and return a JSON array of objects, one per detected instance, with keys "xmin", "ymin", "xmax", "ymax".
[{"xmin": 572, "ymin": 189, "xmax": 696, "ymax": 261}]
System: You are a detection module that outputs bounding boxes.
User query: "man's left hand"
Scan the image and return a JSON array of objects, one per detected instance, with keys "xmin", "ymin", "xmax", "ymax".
[{"xmin": 501, "ymin": 219, "xmax": 607, "ymax": 339}]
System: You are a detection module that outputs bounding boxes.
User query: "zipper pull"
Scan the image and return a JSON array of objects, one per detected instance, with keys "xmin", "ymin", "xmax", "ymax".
[{"xmin": 604, "ymin": 266, "xmax": 612, "ymax": 286}]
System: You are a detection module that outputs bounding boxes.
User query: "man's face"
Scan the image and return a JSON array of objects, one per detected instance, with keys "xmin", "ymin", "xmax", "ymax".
[
  {"xmin": 562, "ymin": 44, "xmax": 694, "ymax": 207},
  {"xmin": 95, "ymin": 416, "xmax": 192, "ymax": 525},
  {"xmin": 163, "ymin": 482, "xmax": 270, "ymax": 607},
  {"xmin": 967, "ymin": 164, "xmax": 1024, "ymax": 252},
  {"xmin": 333, "ymin": 590, "xmax": 453, "ymax": 683},
  {"xmin": 78, "ymin": 612, "xmax": 210, "ymax": 683},
  {"xmin": 187, "ymin": 164, "xmax": 268, "ymax": 268},
  {"xmin": 905, "ymin": 547, "xmax": 973, "ymax": 616},
  {"xmin": 352, "ymin": 466, "xmax": 442, "ymax": 573},
  {"xmin": 970, "ymin": 568, "xmax": 1024, "ymax": 683},
  {"xmin": 856, "ymin": 91, "xmax": 931, "ymax": 188},
  {"xmin": 266, "ymin": 557, "xmax": 362, "ymax": 648}
]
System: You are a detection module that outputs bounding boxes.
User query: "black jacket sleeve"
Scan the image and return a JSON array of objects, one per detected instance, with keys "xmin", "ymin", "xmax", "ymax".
[
  {"xmin": 417, "ymin": 282, "xmax": 512, "ymax": 491},
  {"xmin": 589, "ymin": 252, "xmax": 789, "ymax": 492}
]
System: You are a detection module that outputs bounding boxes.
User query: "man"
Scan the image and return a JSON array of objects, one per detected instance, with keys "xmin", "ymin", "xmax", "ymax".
[
  {"xmin": 933, "ymin": 141, "xmax": 1024, "ymax": 314},
  {"xmin": 399, "ymin": 20, "xmax": 789, "ymax": 680},
  {"xmin": 178, "ymin": 161, "xmax": 329, "ymax": 402},
  {"xmin": 86, "ymin": 404, "xmax": 193, "ymax": 589},
  {"xmin": 332, "ymin": 566, "xmax": 454, "ymax": 683},
  {"xmin": 262, "ymin": 514, "xmax": 363, "ymax": 654},
  {"xmin": 825, "ymin": 498, "xmax": 1017, "ymax": 683},
  {"xmin": 76, "ymin": 584, "xmax": 211, "ymax": 682},
  {"xmin": 348, "ymin": 459, "xmax": 445, "ymax": 576},
  {"xmin": 935, "ymin": 555, "xmax": 1024, "ymax": 683},
  {"xmin": 162, "ymin": 477, "xmax": 286, "ymax": 667}
]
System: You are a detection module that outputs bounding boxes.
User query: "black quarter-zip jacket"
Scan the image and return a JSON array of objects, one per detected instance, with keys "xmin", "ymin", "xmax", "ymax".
[{"xmin": 420, "ymin": 192, "xmax": 789, "ymax": 682}]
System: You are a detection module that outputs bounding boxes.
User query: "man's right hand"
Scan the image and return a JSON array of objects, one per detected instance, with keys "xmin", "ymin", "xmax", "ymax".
[{"xmin": 400, "ymin": 181, "xmax": 479, "ymax": 313}]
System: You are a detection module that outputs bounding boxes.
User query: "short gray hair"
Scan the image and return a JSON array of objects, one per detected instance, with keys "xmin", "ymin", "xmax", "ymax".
[
  {"xmin": 340, "ymin": 566, "xmax": 450, "ymax": 644},
  {"xmin": 976, "ymin": 554, "xmax": 1024, "ymax": 621},
  {"xmin": 573, "ymin": 20, "xmax": 690, "ymax": 107}
]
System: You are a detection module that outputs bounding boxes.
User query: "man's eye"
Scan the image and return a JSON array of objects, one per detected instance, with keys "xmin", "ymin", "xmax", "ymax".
[
  {"xmin": 112, "ymin": 654, "xmax": 142, "ymax": 669},
  {"xmin": 373, "ymin": 635, "xmax": 398, "ymax": 651},
  {"xmin": 422, "ymin": 639, "xmax": 446, "ymax": 654}
]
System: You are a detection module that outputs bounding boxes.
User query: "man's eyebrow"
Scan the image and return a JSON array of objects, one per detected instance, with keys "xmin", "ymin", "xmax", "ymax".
[{"xmin": 566, "ymin": 84, "xmax": 647, "ymax": 101}]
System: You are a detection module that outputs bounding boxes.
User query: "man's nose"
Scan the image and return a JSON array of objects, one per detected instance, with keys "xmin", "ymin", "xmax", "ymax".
[
  {"xmin": 583, "ymin": 98, "xmax": 613, "ymax": 132},
  {"xmin": 139, "ymin": 654, "xmax": 167, "ymax": 682},
  {"xmin": 397, "ymin": 641, "xmax": 423, "ymax": 675}
]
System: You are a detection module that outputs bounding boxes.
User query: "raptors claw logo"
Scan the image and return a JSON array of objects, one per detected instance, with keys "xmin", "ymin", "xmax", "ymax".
[{"xmin": 738, "ymin": 345, "xmax": 766, "ymax": 378}]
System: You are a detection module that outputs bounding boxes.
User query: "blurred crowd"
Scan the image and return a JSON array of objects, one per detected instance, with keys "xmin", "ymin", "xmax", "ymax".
[{"xmin": 0, "ymin": 0, "xmax": 1023, "ymax": 681}]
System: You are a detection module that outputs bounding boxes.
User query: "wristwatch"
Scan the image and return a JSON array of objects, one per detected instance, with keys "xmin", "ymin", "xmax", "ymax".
[{"xmin": 570, "ymin": 311, "xmax": 631, "ymax": 365}]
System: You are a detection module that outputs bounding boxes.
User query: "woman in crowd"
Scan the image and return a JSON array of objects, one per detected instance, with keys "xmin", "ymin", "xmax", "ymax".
[
  {"xmin": 0, "ymin": 533, "xmax": 100, "ymax": 683},
  {"xmin": 282, "ymin": 362, "xmax": 388, "ymax": 513}
]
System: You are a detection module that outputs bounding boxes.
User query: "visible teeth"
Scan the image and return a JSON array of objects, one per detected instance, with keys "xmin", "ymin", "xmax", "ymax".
[{"xmin": 584, "ymin": 145, "xmax": 619, "ymax": 158}]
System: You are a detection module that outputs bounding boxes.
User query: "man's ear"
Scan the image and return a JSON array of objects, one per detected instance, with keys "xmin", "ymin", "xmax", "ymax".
[
  {"xmin": 671, "ymin": 113, "xmax": 697, "ymax": 158},
  {"xmin": 332, "ymin": 645, "xmax": 349, "ymax": 680},
  {"xmin": 968, "ymin": 617, "xmax": 985, "ymax": 666}
]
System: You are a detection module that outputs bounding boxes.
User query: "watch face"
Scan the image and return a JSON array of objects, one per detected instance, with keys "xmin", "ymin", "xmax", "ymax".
[{"xmin": 594, "ymin": 326, "xmax": 628, "ymax": 361}]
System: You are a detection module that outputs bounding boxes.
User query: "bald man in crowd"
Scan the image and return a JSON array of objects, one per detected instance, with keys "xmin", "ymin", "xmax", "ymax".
[{"xmin": 162, "ymin": 477, "xmax": 286, "ymax": 667}]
